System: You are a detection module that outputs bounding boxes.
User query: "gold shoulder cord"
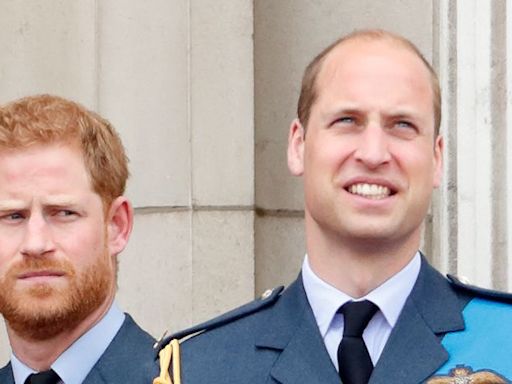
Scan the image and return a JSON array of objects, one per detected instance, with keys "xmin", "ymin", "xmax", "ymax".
[{"xmin": 153, "ymin": 339, "xmax": 181, "ymax": 384}]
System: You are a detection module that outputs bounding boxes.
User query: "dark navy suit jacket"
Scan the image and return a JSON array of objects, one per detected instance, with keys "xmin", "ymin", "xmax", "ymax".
[
  {"xmin": 0, "ymin": 314, "xmax": 158, "ymax": 384},
  {"xmin": 160, "ymin": 257, "xmax": 512, "ymax": 383}
]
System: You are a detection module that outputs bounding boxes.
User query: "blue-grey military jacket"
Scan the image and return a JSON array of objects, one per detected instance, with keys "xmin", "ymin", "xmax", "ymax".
[
  {"xmin": 0, "ymin": 315, "xmax": 158, "ymax": 384},
  {"xmin": 156, "ymin": 256, "xmax": 512, "ymax": 383}
]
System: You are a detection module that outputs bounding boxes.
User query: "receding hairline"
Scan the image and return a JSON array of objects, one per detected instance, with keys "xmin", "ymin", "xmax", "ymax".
[{"xmin": 298, "ymin": 29, "xmax": 441, "ymax": 135}]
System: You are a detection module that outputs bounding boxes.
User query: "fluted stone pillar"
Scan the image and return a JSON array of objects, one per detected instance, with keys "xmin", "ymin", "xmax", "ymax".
[{"xmin": 433, "ymin": 0, "xmax": 511, "ymax": 290}]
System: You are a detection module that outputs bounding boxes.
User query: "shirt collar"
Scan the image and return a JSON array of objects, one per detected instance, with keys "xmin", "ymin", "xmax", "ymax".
[
  {"xmin": 11, "ymin": 302, "xmax": 125, "ymax": 384},
  {"xmin": 10, "ymin": 355, "xmax": 32, "ymax": 384},
  {"xmin": 302, "ymin": 252, "xmax": 421, "ymax": 338}
]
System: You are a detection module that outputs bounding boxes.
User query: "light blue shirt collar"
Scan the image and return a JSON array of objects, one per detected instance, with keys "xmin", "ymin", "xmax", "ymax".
[
  {"xmin": 11, "ymin": 303, "xmax": 125, "ymax": 384},
  {"xmin": 302, "ymin": 252, "xmax": 421, "ymax": 338}
]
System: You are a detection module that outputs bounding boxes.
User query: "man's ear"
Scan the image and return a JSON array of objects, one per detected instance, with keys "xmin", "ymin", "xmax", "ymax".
[
  {"xmin": 287, "ymin": 118, "xmax": 306, "ymax": 176},
  {"xmin": 433, "ymin": 135, "xmax": 444, "ymax": 188},
  {"xmin": 106, "ymin": 196, "xmax": 133, "ymax": 256}
]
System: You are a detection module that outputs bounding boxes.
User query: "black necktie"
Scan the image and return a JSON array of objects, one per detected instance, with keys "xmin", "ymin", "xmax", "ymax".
[
  {"xmin": 337, "ymin": 300, "xmax": 378, "ymax": 384},
  {"xmin": 24, "ymin": 369, "xmax": 61, "ymax": 384}
]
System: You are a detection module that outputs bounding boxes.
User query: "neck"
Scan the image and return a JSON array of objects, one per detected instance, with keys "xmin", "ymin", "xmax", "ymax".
[
  {"xmin": 305, "ymin": 219, "xmax": 421, "ymax": 298},
  {"xmin": 6, "ymin": 297, "xmax": 113, "ymax": 371}
]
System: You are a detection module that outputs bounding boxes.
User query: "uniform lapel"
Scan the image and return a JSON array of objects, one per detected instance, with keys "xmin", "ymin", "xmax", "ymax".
[
  {"xmin": 82, "ymin": 369, "xmax": 108, "ymax": 384},
  {"xmin": 0, "ymin": 363, "xmax": 15, "ymax": 384},
  {"xmin": 370, "ymin": 257, "xmax": 467, "ymax": 384},
  {"xmin": 255, "ymin": 276, "xmax": 341, "ymax": 384},
  {"xmin": 83, "ymin": 315, "xmax": 158, "ymax": 384}
]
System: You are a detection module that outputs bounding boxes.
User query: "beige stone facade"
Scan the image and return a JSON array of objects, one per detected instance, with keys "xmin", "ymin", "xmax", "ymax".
[{"xmin": 1, "ymin": 0, "xmax": 511, "ymax": 363}]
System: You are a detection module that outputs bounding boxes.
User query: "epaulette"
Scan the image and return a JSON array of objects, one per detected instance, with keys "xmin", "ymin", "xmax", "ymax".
[
  {"xmin": 151, "ymin": 286, "xmax": 284, "ymax": 384},
  {"xmin": 447, "ymin": 274, "xmax": 512, "ymax": 303}
]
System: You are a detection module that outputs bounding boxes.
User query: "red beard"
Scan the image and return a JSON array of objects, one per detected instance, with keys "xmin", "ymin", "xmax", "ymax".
[{"xmin": 0, "ymin": 251, "xmax": 113, "ymax": 340}]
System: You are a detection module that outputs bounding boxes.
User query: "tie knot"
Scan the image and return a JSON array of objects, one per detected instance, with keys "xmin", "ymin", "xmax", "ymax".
[
  {"xmin": 340, "ymin": 300, "xmax": 378, "ymax": 337},
  {"xmin": 25, "ymin": 369, "xmax": 61, "ymax": 384}
]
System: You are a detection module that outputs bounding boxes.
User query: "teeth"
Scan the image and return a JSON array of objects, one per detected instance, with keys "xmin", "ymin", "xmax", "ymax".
[{"xmin": 348, "ymin": 183, "xmax": 391, "ymax": 200}]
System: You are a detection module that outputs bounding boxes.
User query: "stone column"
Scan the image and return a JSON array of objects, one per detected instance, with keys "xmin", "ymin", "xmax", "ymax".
[{"xmin": 433, "ymin": 0, "xmax": 511, "ymax": 290}]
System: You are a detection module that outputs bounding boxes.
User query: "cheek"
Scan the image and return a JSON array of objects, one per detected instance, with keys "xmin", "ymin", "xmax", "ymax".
[
  {"xmin": 305, "ymin": 137, "xmax": 353, "ymax": 174},
  {"xmin": 0, "ymin": 232, "xmax": 24, "ymax": 268},
  {"xmin": 403, "ymin": 154, "xmax": 438, "ymax": 188},
  {"xmin": 56, "ymin": 224, "xmax": 106, "ymax": 265},
  {"xmin": 393, "ymin": 142, "xmax": 436, "ymax": 171}
]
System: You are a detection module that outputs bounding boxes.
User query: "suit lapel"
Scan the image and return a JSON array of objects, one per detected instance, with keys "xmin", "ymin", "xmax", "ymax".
[
  {"xmin": 0, "ymin": 363, "xmax": 15, "ymax": 384},
  {"xmin": 370, "ymin": 257, "xmax": 466, "ymax": 384},
  {"xmin": 83, "ymin": 315, "xmax": 158, "ymax": 384},
  {"xmin": 269, "ymin": 316, "xmax": 341, "ymax": 384},
  {"xmin": 255, "ymin": 277, "xmax": 340, "ymax": 384},
  {"xmin": 82, "ymin": 369, "xmax": 107, "ymax": 384},
  {"xmin": 370, "ymin": 296, "xmax": 449, "ymax": 383}
]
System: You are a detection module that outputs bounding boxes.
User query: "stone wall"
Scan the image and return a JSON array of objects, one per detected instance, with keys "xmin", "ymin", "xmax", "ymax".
[{"xmin": 1, "ymin": 0, "xmax": 510, "ymax": 363}]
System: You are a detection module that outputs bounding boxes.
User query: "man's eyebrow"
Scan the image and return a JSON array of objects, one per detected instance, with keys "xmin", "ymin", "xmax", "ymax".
[
  {"xmin": 383, "ymin": 107, "xmax": 423, "ymax": 119},
  {"xmin": 324, "ymin": 104, "xmax": 364, "ymax": 115},
  {"xmin": 41, "ymin": 196, "xmax": 81, "ymax": 206},
  {"xmin": 320, "ymin": 106, "xmax": 365, "ymax": 122},
  {"xmin": 0, "ymin": 200, "xmax": 27, "ymax": 211}
]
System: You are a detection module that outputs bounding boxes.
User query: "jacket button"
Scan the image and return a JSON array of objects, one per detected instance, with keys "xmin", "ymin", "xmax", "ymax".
[{"xmin": 261, "ymin": 289, "xmax": 273, "ymax": 299}]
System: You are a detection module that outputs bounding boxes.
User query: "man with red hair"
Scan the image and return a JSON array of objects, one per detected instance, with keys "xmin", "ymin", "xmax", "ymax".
[{"xmin": 0, "ymin": 95, "xmax": 157, "ymax": 384}]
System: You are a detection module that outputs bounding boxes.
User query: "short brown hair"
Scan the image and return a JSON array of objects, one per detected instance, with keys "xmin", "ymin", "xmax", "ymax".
[
  {"xmin": 0, "ymin": 94, "xmax": 129, "ymax": 208},
  {"xmin": 297, "ymin": 29, "xmax": 441, "ymax": 136}
]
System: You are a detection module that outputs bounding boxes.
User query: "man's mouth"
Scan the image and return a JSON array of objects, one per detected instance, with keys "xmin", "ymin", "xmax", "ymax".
[
  {"xmin": 346, "ymin": 183, "xmax": 394, "ymax": 200},
  {"xmin": 18, "ymin": 270, "xmax": 65, "ymax": 280}
]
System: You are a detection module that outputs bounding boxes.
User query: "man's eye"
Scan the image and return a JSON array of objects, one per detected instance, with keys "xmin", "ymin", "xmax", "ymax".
[
  {"xmin": 336, "ymin": 117, "xmax": 355, "ymax": 124},
  {"xmin": 1, "ymin": 212, "xmax": 24, "ymax": 222},
  {"xmin": 55, "ymin": 210, "xmax": 77, "ymax": 218},
  {"xmin": 395, "ymin": 121, "xmax": 414, "ymax": 129}
]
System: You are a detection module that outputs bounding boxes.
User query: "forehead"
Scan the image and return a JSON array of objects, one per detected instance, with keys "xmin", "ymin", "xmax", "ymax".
[
  {"xmin": 0, "ymin": 143, "xmax": 92, "ymax": 191},
  {"xmin": 314, "ymin": 39, "xmax": 434, "ymax": 109}
]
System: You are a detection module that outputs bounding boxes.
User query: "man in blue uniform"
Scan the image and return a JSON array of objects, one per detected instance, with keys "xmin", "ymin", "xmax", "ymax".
[
  {"xmin": 0, "ymin": 95, "xmax": 158, "ymax": 383},
  {"xmin": 155, "ymin": 29, "xmax": 512, "ymax": 384}
]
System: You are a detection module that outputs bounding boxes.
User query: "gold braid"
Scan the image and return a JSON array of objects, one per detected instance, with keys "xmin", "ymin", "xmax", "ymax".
[{"xmin": 153, "ymin": 339, "xmax": 181, "ymax": 384}]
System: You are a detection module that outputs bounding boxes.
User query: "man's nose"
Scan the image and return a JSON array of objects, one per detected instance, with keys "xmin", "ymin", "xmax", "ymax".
[
  {"xmin": 20, "ymin": 214, "xmax": 55, "ymax": 257},
  {"xmin": 353, "ymin": 123, "xmax": 391, "ymax": 169}
]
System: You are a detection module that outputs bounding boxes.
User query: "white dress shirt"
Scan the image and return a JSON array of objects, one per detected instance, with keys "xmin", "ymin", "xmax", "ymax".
[
  {"xmin": 302, "ymin": 252, "xmax": 421, "ymax": 370},
  {"xmin": 11, "ymin": 302, "xmax": 125, "ymax": 384}
]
